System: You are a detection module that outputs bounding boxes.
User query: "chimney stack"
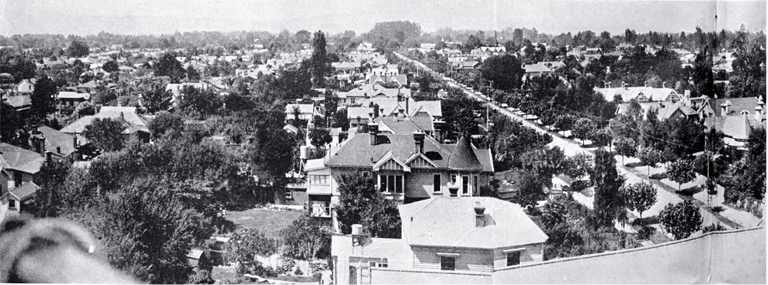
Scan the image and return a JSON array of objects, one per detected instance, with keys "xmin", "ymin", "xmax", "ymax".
[
  {"xmin": 622, "ymin": 81, "xmax": 627, "ymax": 90},
  {"xmin": 755, "ymin": 106, "xmax": 763, "ymax": 122},
  {"xmin": 644, "ymin": 81, "xmax": 648, "ymax": 88},
  {"xmin": 474, "ymin": 201, "xmax": 486, "ymax": 227},
  {"xmin": 607, "ymin": 82, "xmax": 612, "ymax": 88},
  {"xmin": 413, "ymin": 131, "xmax": 425, "ymax": 153},
  {"xmin": 368, "ymin": 123, "xmax": 379, "ymax": 146},
  {"xmin": 662, "ymin": 82, "xmax": 666, "ymax": 89}
]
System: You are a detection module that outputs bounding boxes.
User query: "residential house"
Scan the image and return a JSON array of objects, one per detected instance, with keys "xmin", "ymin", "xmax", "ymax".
[
  {"xmin": 2, "ymin": 94, "xmax": 32, "ymax": 113},
  {"xmin": 331, "ymin": 196, "xmax": 548, "ymax": 284},
  {"xmin": 337, "ymin": 84, "xmax": 411, "ymax": 106},
  {"xmin": 56, "ymin": 91, "xmax": 90, "ymax": 107},
  {"xmin": 285, "ymin": 103, "xmax": 325, "ymax": 123},
  {"xmin": 166, "ymin": 82, "xmax": 209, "ymax": 106},
  {"xmin": 0, "ymin": 143, "xmax": 45, "ymax": 217},
  {"xmin": 305, "ymin": 128, "xmax": 494, "ymax": 230},
  {"xmin": 16, "ymin": 79, "xmax": 34, "ymax": 94},
  {"xmin": 34, "ymin": 126, "xmax": 78, "ymax": 161},
  {"xmin": 60, "ymin": 106, "xmax": 151, "ymax": 147},
  {"xmin": 595, "ymin": 83, "xmax": 680, "ymax": 103},
  {"xmin": 705, "ymin": 96, "xmax": 766, "ymax": 149},
  {"xmin": 523, "ymin": 63, "xmax": 554, "ymax": 78}
]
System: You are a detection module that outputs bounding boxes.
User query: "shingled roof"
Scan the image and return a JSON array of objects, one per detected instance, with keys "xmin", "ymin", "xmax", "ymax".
[
  {"xmin": 399, "ymin": 197, "xmax": 548, "ymax": 249},
  {"xmin": 0, "ymin": 143, "xmax": 44, "ymax": 174},
  {"xmin": 447, "ymin": 136, "xmax": 483, "ymax": 172}
]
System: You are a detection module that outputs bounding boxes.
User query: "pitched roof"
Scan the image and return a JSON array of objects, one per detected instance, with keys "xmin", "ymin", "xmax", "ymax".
[
  {"xmin": 447, "ymin": 136, "xmax": 483, "ymax": 171},
  {"xmin": 410, "ymin": 100, "xmax": 442, "ymax": 117},
  {"xmin": 37, "ymin": 126, "xmax": 76, "ymax": 156},
  {"xmin": 399, "ymin": 197, "xmax": 549, "ymax": 249},
  {"xmin": 57, "ymin": 91, "xmax": 89, "ymax": 100},
  {"xmin": 285, "ymin": 103, "xmax": 314, "ymax": 115},
  {"xmin": 594, "ymin": 87, "xmax": 678, "ymax": 102},
  {"xmin": 712, "ymin": 97, "xmax": 762, "ymax": 117},
  {"xmin": 523, "ymin": 63, "xmax": 553, "ymax": 74},
  {"xmin": 326, "ymin": 133, "xmax": 452, "ymax": 169},
  {"xmin": 721, "ymin": 115, "xmax": 752, "ymax": 140},
  {"xmin": 6, "ymin": 182, "xmax": 39, "ymax": 200},
  {"xmin": 375, "ymin": 116, "xmax": 422, "ymax": 134},
  {"xmin": 347, "ymin": 107, "xmax": 374, "ymax": 120},
  {"xmin": 4, "ymin": 95, "xmax": 31, "ymax": 108},
  {"xmin": 60, "ymin": 106, "xmax": 150, "ymax": 135},
  {"xmin": 0, "ymin": 143, "xmax": 44, "ymax": 174}
]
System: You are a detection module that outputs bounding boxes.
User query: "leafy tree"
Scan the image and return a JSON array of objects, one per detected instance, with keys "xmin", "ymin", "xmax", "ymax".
[
  {"xmin": 621, "ymin": 182, "xmax": 656, "ymax": 218},
  {"xmin": 141, "ymin": 83, "xmax": 173, "ymax": 114},
  {"xmin": 518, "ymin": 174, "xmax": 547, "ymax": 209},
  {"xmin": 572, "ymin": 118, "xmax": 596, "ymax": 146},
  {"xmin": 591, "ymin": 149, "xmax": 626, "ymax": 227},
  {"xmin": 614, "ymin": 137, "xmax": 637, "ymax": 166},
  {"xmin": 31, "ymin": 76, "xmax": 57, "ymax": 119},
  {"xmin": 667, "ymin": 159, "xmax": 696, "ymax": 191},
  {"xmin": 29, "ymin": 159, "xmax": 72, "ymax": 217},
  {"xmin": 590, "ymin": 127, "xmax": 612, "ymax": 149},
  {"xmin": 554, "ymin": 114, "xmax": 576, "ymax": 136},
  {"xmin": 103, "ymin": 60, "xmax": 119, "ymax": 73},
  {"xmin": 335, "ymin": 173, "xmax": 401, "ymax": 238},
  {"xmin": 480, "ymin": 55, "xmax": 525, "ymax": 91},
  {"xmin": 228, "ymin": 228, "xmax": 277, "ymax": 274},
  {"xmin": 520, "ymin": 147, "xmax": 568, "ymax": 188},
  {"xmin": 0, "ymin": 101, "xmax": 22, "ymax": 144},
  {"xmin": 178, "ymin": 86, "xmax": 222, "ymax": 119},
  {"xmin": 66, "ymin": 40, "xmax": 90, "ymax": 57},
  {"xmin": 280, "ymin": 214, "xmax": 331, "ymax": 260},
  {"xmin": 659, "ymin": 200, "xmax": 702, "ymax": 240},
  {"xmin": 155, "ymin": 53, "xmax": 187, "ymax": 83},
  {"xmin": 148, "ymin": 111, "xmax": 184, "ymax": 140},
  {"xmin": 725, "ymin": 127, "xmax": 766, "ymax": 202},
  {"xmin": 66, "ymin": 178, "xmax": 214, "ymax": 283},
  {"xmin": 636, "ymin": 147, "xmax": 663, "ymax": 177},
  {"xmin": 83, "ymin": 118, "xmax": 125, "ymax": 152},
  {"xmin": 309, "ymin": 128, "xmax": 332, "ymax": 149},
  {"xmin": 186, "ymin": 66, "xmax": 201, "ymax": 82}
]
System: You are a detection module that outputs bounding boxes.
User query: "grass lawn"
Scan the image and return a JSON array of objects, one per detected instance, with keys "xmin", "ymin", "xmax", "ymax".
[{"xmin": 223, "ymin": 208, "xmax": 304, "ymax": 239}]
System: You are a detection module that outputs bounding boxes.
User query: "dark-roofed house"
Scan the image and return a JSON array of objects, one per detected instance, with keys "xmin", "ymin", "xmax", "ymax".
[
  {"xmin": 705, "ymin": 96, "xmax": 766, "ymax": 149},
  {"xmin": 60, "ymin": 106, "xmax": 151, "ymax": 147},
  {"xmin": 34, "ymin": 126, "xmax": 78, "ymax": 161},
  {"xmin": 331, "ymin": 196, "xmax": 548, "ymax": 284},
  {"xmin": 305, "ymin": 125, "xmax": 494, "ymax": 230}
]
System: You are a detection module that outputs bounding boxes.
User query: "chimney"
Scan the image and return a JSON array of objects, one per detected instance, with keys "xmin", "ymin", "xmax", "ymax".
[
  {"xmin": 607, "ymin": 82, "xmax": 612, "ymax": 88},
  {"xmin": 474, "ymin": 201, "xmax": 486, "ymax": 227},
  {"xmin": 398, "ymin": 108, "xmax": 405, "ymax": 118},
  {"xmin": 755, "ymin": 106, "xmax": 763, "ymax": 122},
  {"xmin": 644, "ymin": 81, "xmax": 648, "ymax": 87},
  {"xmin": 413, "ymin": 131, "xmax": 425, "ymax": 153},
  {"xmin": 622, "ymin": 81, "xmax": 627, "ymax": 90},
  {"xmin": 368, "ymin": 123, "xmax": 379, "ymax": 146},
  {"xmin": 662, "ymin": 82, "xmax": 666, "ymax": 89}
]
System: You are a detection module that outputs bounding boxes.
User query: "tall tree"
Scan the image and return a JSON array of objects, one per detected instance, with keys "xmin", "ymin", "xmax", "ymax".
[
  {"xmin": 591, "ymin": 148, "xmax": 627, "ymax": 227},
  {"xmin": 335, "ymin": 173, "xmax": 401, "ymax": 238},
  {"xmin": 83, "ymin": 118, "xmax": 125, "ymax": 152},
  {"xmin": 614, "ymin": 137, "xmax": 637, "ymax": 166},
  {"xmin": 155, "ymin": 53, "xmax": 187, "ymax": 83},
  {"xmin": 140, "ymin": 83, "xmax": 173, "ymax": 114},
  {"xmin": 280, "ymin": 214, "xmax": 331, "ymax": 260},
  {"xmin": 572, "ymin": 118, "xmax": 596, "ymax": 146},
  {"xmin": 178, "ymin": 86, "xmax": 222, "ymax": 119},
  {"xmin": 479, "ymin": 55, "xmax": 525, "ymax": 91},
  {"xmin": 310, "ymin": 31, "xmax": 331, "ymax": 87},
  {"xmin": 29, "ymin": 159, "xmax": 72, "ymax": 217},
  {"xmin": 66, "ymin": 40, "xmax": 90, "ymax": 57},
  {"xmin": 31, "ymin": 76, "xmax": 57, "ymax": 120}
]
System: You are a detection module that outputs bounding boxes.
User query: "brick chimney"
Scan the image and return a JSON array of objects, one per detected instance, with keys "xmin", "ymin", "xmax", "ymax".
[
  {"xmin": 622, "ymin": 81, "xmax": 627, "ymax": 90},
  {"xmin": 368, "ymin": 123, "xmax": 379, "ymax": 146},
  {"xmin": 474, "ymin": 201, "xmax": 486, "ymax": 227},
  {"xmin": 755, "ymin": 106, "xmax": 763, "ymax": 122},
  {"xmin": 413, "ymin": 131, "xmax": 425, "ymax": 153}
]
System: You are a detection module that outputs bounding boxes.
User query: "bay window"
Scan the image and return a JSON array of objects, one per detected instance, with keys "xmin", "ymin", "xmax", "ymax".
[{"xmin": 378, "ymin": 174, "xmax": 404, "ymax": 193}]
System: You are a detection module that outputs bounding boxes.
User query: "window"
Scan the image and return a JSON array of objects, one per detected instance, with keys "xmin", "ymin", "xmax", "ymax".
[
  {"xmin": 506, "ymin": 251, "xmax": 521, "ymax": 266},
  {"xmin": 378, "ymin": 174, "xmax": 403, "ymax": 193},
  {"xmin": 362, "ymin": 171, "xmax": 370, "ymax": 177},
  {"xmin": 8, "ymin": 199, "xmax": 16, "ymax": 210},
  {"xmin": 440, "ymin": 256, "xmax": 456, "ymax": 271},
  {"xmin": 462, "ymin": 175, "xmax": 469, "ymax": 194},
  {"xmin": 310, "ymin": 175, "xmax": 329, "ymax": 185},
  {"xmin": 473, "ymin": 176, "xmax": 478, "ymax": 195},
  {"xmin": 433, "ymin": 174, "xmax": 441, "ymax": 193}
]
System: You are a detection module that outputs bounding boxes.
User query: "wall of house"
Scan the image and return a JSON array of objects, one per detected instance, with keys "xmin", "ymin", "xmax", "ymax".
[
  {"xmin": 491, "ymin": 243, "xmax": 544, "ymax": 269},
  {"xmin": 412, "ymin": 246, "xmax": 494, "ymax": 272},
  {"xmin": 371, "ymin": 268, "xmax": 492, "ymax": 284}
]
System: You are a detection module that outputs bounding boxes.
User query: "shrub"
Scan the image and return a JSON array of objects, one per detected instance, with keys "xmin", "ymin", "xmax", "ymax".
[
  {"xmin": 293, "ymin": 266, "xmax": 303, "ymax": 276},
  {"xmin": 637, "ymin": 226, "xmax": 656, "ymax": 240},
  {"xmin": 711, "ymin": 206, "xmax": 725, "ymax": 213}
]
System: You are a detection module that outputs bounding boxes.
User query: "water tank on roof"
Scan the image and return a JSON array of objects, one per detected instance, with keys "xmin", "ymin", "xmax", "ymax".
[
  {"xmin": 300, "ymin": 146, "xmax": 310, "ymax": 160},
  {"xmin": 351, "ymin": 224, "xmax": 363, "ymax": 235}
]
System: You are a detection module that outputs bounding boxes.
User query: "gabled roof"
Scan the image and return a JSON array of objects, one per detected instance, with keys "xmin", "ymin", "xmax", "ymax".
[
  {"xmin": 410, "ymin": 100, "xmax": 442, "ymax": 117},
  {"xmin": 399, "ymin": 197, "xmax": 549, "ymax": 249},
  {"xmin": 347, "ymin": 107, "xmax": 374, "ymax": 120},
  {"xmin": 722, "ymin": 115, "xmax": 752, "ymax": 140},
  {"xmin": 60, "ymin": 106, "xmax": 150, "ymax": 135},
  {"xmin": 4, "ymin": 95, "xmax": 31, "ymax": 109},
  {"xmin": 372, "ymin": 151, "xmax": 411, "ymax": 172},
  {"xmin": 38, "ymin": 126, "xmax": 76, "ymax": 156},
  {"xmin": 326, "ymin": 133, "xmax": 452, "ymax": 169},
  {"xmin": 594, "ymin": 87, "xmax": 678, "ymax": 103},
  {"xmin": 523, "ymin": 63, "xmax": 553, "ymax": 74},
  {"xmin": 0, "ymin": 143, "xmax": 44, "ymax": 174},
  {"xmin": 375, "ymin": 116, "xmax": 422, "ymax": 134},
  {"xmin": 2, "ymin": 182, "xmax": 39, "ymax": 201},
  {"xmin": 447, "ymin": 136, "xmax": 483, "ymax": 172}
]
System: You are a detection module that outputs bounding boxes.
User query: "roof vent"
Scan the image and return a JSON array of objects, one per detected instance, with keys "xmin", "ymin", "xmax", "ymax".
[{"xmin": 475, "ymin": 202, "xmax": 486, "ymax": 228}]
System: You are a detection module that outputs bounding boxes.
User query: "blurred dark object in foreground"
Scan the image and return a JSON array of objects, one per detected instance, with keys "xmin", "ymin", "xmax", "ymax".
[{"xmin": 0, "ymin": 215, "xmax": 138, "ymax": 283}]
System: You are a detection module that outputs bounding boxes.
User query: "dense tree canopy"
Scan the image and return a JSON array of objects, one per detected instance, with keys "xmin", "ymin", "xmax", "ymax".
[
  {"xmin": 480, "ymin": 55, "xmax": 525, "ymax": 91},
  {"xmin": 335, "ymin": 173, "xmax": 401, "ymax": 238},
  {"xmin": 83, "ymin": 118, "xmax": 126, "ymax": 152}
]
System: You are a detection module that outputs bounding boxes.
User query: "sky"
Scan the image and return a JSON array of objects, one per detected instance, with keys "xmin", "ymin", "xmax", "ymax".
[{"xmin": 0, "ymin": 0, "xmax": 765, "ymax": 37}]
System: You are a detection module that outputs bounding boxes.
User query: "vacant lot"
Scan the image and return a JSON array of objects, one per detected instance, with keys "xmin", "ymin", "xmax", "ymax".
[{"xmin": 224, "ymin": 208, "xmax": 303, "ymax": 239}]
